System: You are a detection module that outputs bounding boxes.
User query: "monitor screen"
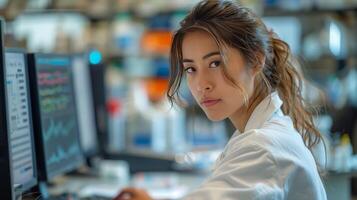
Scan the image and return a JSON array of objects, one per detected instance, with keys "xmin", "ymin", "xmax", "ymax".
[
  {"xmin": 72, "ymin": 55, "xmax": 98, "ymax": 156},
  {"xmin": 5, "ymin": 51, "xmax": 37, "ymax": 192},
  {"xmin": 28, "ymin": 54, "xmax": 83, "ymax": 180}
]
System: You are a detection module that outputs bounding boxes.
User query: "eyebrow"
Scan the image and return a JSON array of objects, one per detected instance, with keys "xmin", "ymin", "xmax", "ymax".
[{"xmin": 182, "ymin": 51, "xmax": 221, "ymax": 63}]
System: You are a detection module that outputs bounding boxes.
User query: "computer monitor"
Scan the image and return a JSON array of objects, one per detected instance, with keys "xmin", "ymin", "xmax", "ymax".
[
  {"xmin": 72, "ymin": 54, "xmax": 99, "ymax": 157},
  {"xmin": 27, "ymin": 53, "xmax": 84, "ymax": 181},
  {"xmin": 0, "ymin": 17, "xmax": 14, "ymax": 200},
  {"xmin": 5, "ymin": 50, "xmax": 38, "ymax": 193},
  {"xmin": 89, "ymin": 62, "xmax": 108, "ymax": 154}
]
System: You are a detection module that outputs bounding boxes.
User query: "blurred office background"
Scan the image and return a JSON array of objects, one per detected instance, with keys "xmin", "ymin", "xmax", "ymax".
[{"xmin": 1, "ymin": 0, "xmax": 357, "ymax": 199}]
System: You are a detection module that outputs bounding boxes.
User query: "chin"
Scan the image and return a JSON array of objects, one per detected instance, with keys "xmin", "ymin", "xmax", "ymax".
[{"xmin": 204, "ymin": 111, "xmax": 227, "ymax": 121}]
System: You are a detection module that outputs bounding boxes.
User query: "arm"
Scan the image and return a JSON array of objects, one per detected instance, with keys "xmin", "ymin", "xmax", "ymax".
[
  {"xmin": 113, "ymin": 188, "xmax": 153, "ymax": 200},
  {"xmin": 184, "ymin": 143, "xmax": 283, "ymax": 200}
]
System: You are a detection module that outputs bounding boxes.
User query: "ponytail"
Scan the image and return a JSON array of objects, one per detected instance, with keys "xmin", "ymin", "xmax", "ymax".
[{"xmin": 269, "ymin": 37, "xmax": 322, "ymax": 149}]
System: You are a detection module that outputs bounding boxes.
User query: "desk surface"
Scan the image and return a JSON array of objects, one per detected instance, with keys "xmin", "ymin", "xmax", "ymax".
[
  {"xmin": 327, "ymin": 170, "xmax": 357, "ymax": 177},
  {"xmin": 43, "ymin": 169, "xmax": 357, "ymax": 200},
  {"xmin": 48, "ymin": 171, "xmax": 208, "ymax": 199}
]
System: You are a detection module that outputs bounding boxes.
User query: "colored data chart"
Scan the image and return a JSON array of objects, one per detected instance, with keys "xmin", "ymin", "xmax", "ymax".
[
  {"xmin": 38, "ymin": 70, "xmax": 71, "ymax": 114},
  {"xmin": 47, "ymin": 142, "xmax": 80, "ymax": 166},
  {"xmin": 43, "ymin": 118, "xmax": 76, "ymax": 142},
  {"xmin": 36, "ymin": 57, "xmax": 82, "ymax": 176}
]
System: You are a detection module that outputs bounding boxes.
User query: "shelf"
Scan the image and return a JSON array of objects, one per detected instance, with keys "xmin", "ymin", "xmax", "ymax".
[
  {"xmin": 108, "ymin": 53, "xmax": 169, "ymax": 60},
  {"xmin": 8, "ymin": 7, "xmax": 188, "ymax": 22},
  {"xmin": 5, "ymin": 5, "xmax": 357, "ymax": 22},
  {"xmin": 113, "ymin": 149, "xmax": 176, "ymax": 160},
  {"xmin": 104, "ymin": 150, "xmax": 176, "ymax": 173},
  {"xmin": 263, "ymin": 6, "xmax": 357, "ymax": 17}
]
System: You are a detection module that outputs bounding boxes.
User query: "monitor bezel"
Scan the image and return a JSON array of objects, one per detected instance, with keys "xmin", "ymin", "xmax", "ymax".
[
  {"xmin": 0, "ymin": 17, "xmax": 15, "ymax": 200},
  {"xmin": 5, "ymin": 48, "xmax": 38, "ymax": 192},
  {"xmin": 72, "ymin": 53, "xmax": 100, "ymax": 158},
  {"xmin": 27, "ymin": 53, "xmax": 84, "ymax": 181},
  {"xmin": 88, "ymin": 61, "xmax": 108, "ymax": 156}
]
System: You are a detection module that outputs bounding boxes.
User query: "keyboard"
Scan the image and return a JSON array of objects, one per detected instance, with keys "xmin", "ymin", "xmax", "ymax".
[
  {"xmin": 80, "ymin": 195, "xmax": 113, "ymax": 200},
  {"xmin": 45, "ymin": 193, "xmax": 113, "ymax": 200}
]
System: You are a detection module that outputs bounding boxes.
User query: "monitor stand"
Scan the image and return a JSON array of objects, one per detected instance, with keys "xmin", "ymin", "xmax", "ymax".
[
  {"xmin": 38, "ymin": 182, "xmax": 50, "ymax": 199},
  {"xmin": 37, "ymin": 181, "xmax": 78, "ymax": 200},
  {"xmin": 14, "ymin": 184, "xmax": 23, "ymax": 200},
  {"xmin": 67, "ymin": 156, "xmax": 102, "ymax": 178}
]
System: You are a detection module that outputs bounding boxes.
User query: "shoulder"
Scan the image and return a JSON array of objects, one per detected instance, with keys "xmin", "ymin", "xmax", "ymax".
[
  {"xmin": 226, "ymin": 117, "xmax": 303, "ymax": 158},
  {"xmin": 220, "ymin": 128, "xmax": 325, "ymax": 197},
  {"xmin": 224, "ymin": 115, "xmax": 317, "ymax": 171}
]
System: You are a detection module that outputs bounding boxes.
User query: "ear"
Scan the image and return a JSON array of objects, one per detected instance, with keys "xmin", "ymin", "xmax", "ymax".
[{"xmin": 251, "ymin": 54, "xmax": 265, "ymax": 77}]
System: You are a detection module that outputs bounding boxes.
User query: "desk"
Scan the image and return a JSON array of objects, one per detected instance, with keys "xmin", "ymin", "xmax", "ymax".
[
  {"xmin": 325, "ymin": 171, "xmax": 357, "ymax": 200},
  {"xmin": 48, "ymin": 172, "xmax": 208, "ymax": 199},
  {"xmin": 47, "ymin": 170, "xmax": 355, "ymax": 199},
  {"xmin": 48, "ymin": 175, "xmax": 126, "ymax": 197}
]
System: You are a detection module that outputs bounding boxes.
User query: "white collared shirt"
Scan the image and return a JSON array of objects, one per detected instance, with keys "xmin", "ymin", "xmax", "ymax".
[{"xmin": 184, "ymin": 92, "xmax": 327, "ymax": 200}]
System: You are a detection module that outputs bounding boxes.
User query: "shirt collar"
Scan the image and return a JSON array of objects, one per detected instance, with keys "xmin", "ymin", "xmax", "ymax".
[{"xmin": 235, "ymin": 91, "xmax": 283, "ymax": 134}]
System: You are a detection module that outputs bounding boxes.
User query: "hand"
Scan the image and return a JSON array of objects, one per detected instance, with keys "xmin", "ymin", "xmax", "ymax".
[{"xmin": 113, "ymin": 187, "xmax": 153, "ymax": 200}]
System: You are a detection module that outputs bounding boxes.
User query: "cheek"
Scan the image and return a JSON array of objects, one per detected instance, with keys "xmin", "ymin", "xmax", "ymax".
[
  {"xmin": 217, "ymin": 70, "xmax": 252, "ymax": 110},
  {"xmin": 186, "ymin": 77, "xmax": 198, "ymax": 98},
  {"xmin": 227, "ymin": 67, "xmax": 255, "ymax": 96}
]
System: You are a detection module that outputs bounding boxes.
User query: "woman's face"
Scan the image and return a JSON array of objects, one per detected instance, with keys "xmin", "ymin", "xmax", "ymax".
[{"xmin": 181, "ymin": 30, "xmax": 257, "ymax": 121}]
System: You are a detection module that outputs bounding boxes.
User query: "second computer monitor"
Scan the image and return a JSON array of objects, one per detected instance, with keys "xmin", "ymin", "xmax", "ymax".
[{"xmin": 28, "ymin": 53, "xmax": 84, "ymax": 181}]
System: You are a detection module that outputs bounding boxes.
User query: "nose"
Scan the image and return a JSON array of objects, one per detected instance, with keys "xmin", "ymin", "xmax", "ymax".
[
  {"xmin": 197, "ymin": 84, "xmax": 212, "ymax": 92},
  {"xmin": 196, "ymin": 75, "xmax": 213, "ymax": 93}
]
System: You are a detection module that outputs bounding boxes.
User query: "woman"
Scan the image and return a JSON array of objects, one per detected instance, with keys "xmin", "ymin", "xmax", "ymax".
[{"xmin": 115, "ymin": 0, "xmax": 327, "ymax": 199}]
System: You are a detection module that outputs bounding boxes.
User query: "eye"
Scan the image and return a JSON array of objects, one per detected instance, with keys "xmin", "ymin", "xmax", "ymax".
[
  {"xmin": 184, "ymin": 67, "xmax": 195, "ymax": 74},
  {"xmin": 209, "ymin": 60, "xmax": 221, "ymax": 68}
]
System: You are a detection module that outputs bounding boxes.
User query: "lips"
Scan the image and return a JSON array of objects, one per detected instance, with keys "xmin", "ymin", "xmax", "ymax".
[{"xmin": 201, "ymin": 99, "xmax": 221, "ymax": 107}]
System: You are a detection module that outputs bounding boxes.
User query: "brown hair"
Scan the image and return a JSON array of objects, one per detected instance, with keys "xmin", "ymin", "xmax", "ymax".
[{"xmin": 167, "ymin": 0, "xmax": 323, "ymax": 150}]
